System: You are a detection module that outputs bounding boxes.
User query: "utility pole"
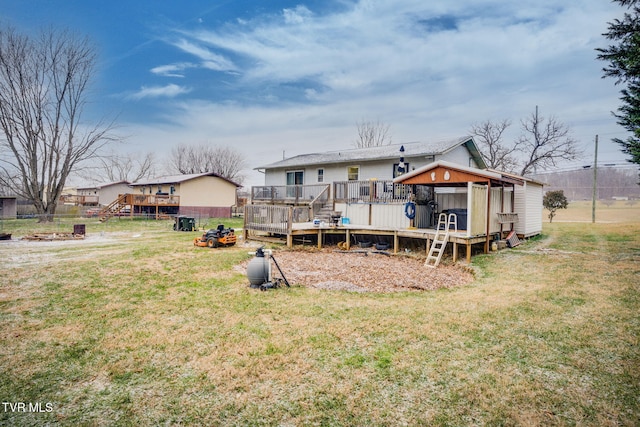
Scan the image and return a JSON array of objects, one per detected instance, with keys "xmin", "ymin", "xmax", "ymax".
[{"xmin": 592, "ymin": 135, "xmax": 598, "ymax": 223}]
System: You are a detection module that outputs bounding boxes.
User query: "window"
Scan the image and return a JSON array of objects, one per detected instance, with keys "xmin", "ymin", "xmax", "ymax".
[
  {"xmin": 347, "ymin": 166, "xmax": 359, "ymax": 181},
  {"xmin": 286, "ymin": 170, "xmax": 304, "ymax": 198},
  {"xmin": 393, "ymin": 162, "xmax": 409, "ymax": 178},
  {"xmin": 317, "ymin": 169, "xmax": 324, "ymax": 183},
  {"xmin": 286, "ymin": 170, "xmax": 304, "ymax": 185}
]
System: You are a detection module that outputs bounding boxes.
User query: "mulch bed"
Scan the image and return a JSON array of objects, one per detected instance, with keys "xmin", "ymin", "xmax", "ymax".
[{"xmin": 238, "ymin": 248, "xmax": 475, "ymax": 292}]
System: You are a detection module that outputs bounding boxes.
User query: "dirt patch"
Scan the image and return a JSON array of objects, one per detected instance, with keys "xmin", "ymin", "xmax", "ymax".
[
  {"xmin": 237, "ymin": 248, "xmax": 474, "ymax": 292},
  {"xmin": 0, "ymin": 232, "xmax": 145, "ymax": 268}
]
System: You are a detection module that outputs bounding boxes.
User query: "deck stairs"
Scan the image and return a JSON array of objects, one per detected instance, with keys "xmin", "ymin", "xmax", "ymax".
[
  {"xmin": 425, "ymin": 213, "xmax": 458, "ymax": 268},
  {"xmin": 98, "ymin": 194, "xmax": 128, "ymax": 222},
  {"xmin": 315, "ymin": 204, "xmax": 334, "ymax": 223}
]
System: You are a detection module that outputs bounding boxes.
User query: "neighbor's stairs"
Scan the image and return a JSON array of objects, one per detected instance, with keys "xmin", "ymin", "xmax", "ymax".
[
  {"xmin": 425, "ymin": 213, "xmax": 458, "ymax": 268},
  {"xmin": 99, "ymin": 194, "xmax": 128, "ymax": 222}
]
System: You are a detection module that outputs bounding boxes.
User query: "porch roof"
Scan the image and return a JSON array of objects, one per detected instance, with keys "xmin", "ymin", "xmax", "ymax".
[{"xmin": 392, "ymin": 160, "xmax": 519, "ymax": 186}]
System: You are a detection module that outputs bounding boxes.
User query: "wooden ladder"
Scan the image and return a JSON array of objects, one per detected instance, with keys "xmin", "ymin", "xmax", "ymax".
[
  {"xmin": 99, "ymin": 194, "xmax": 128, "ymax": 222},
  {"xmin": 425, "ymin": 213, "xmax": 458, "ymax": 268}
]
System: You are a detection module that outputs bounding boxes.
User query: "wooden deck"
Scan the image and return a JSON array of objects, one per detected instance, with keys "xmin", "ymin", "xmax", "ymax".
[{"xmin": 247, "ymin": 221, "xmax": 488, "ymax": 263}]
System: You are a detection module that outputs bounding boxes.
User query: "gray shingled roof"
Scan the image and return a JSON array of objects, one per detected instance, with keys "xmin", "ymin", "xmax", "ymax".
[
  {"xmin": 255, "ymin": 136, "xmax": 477, "ymax": 170},
  {"xmin": 131, "ymin": 172, "xmax": 240, "ymax": 187}
]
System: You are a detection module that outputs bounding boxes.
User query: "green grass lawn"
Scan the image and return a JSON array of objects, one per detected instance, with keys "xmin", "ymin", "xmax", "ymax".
[{"xmin": 0, "ymin": 215, "xmax": 638, "ymax": 425}]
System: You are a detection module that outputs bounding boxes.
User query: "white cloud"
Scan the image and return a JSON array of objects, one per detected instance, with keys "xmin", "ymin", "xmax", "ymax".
[
  {"xmin": 150, "ymin": 62, "xmax": 195, "ymax": 78},
  {"xmin": 124, "ymin": 0, "xmax": 626, "ymax": 184},
  {"xmin": 283, "ymin": 5, "xmax": 313, "ymax": 25},
  {"xmin": 172, "ymin": 39, "xmax": 237, "ymax": 72},
  {"xmin": 128, "ymin": 84, "xmax": 192, "ymax": 100}
]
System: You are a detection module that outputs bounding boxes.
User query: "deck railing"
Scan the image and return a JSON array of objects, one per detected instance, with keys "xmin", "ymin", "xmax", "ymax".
[
  {"xmin": 60, "ymin": 195, "xmax": 99, "ymax": 205},
  {"xmin": 251, "ymin": 184, "xmax": 330, "ymax": 205},
  {"xmin": 124, "ymin": 194, "xmax": 180, "ymax": 205},
  {"xmin": 309, "ymin": 185, "xmax": 330, "ymax": 218},
  {"xmin": 333, "ymin": 180, "xmax": 411, "ymax": 203},
  {"xmin": 244, "ymin": 204, "xmax": 292, "ymax": 234}
]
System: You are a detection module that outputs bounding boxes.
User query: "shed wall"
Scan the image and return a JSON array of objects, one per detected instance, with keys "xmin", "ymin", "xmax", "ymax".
[
  {"xmin": 0, "ymin": 198, "xmax": 17, "ymax": 218},
  {"xmin": 514, "ymin": 182, "xmax": 543, "ymax": 237}
]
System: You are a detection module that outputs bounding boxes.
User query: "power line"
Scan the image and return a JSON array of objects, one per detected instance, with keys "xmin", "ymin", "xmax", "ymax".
[{"xmin": 532, "ymin": 163, "xmax": 638, "ymax": 175}]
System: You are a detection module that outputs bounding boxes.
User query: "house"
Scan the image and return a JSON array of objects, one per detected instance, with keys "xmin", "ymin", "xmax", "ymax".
[
  {"xmin": 61, "ymin": 181, "xmax": 131, "ymax": 206},
  {"xmin": 244, "ymin": 137, "xmax": 543, "ymax": 262},
  {"xmin": 255, "ymin": 136, "xmax": 486, "ymax": 191},
  {"xmin": 76, "ymin": 181, "xmax": 131, "ymax": 206},
  {"xmin": 118, "ymin": 172, "xmax": 240, "ymax": 218}
]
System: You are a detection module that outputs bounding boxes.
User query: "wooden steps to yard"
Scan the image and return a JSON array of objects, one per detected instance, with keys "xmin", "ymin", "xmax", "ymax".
[{"xmin": 98, "ymin": 194, "xmax": 128, "ymax": 222}]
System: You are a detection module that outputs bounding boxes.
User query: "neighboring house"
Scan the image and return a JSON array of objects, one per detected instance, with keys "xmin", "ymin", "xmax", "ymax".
[
  {"xmin": 70, "ymin": 181, "xmax": 131, "ymax": 206},
  {"xmin": 126, "ymin": 172, "xmax": 240, "ymax": 218},
  {"xmin": 255, "ymin": 136, "xmax": 486, "ymax": 189},
  {"xmin": 0, "ymin": 196, "xmax": 17, "ymax": 219}
]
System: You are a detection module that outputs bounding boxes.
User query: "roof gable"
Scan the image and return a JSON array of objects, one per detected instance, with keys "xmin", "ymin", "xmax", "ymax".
[
  {"xmin": 394, "ymin": 161, "xmax": 543, "ymax": 187},
  {"xmin": 394, "ymin": 160, "xmax": 501, "ymax": 185}
]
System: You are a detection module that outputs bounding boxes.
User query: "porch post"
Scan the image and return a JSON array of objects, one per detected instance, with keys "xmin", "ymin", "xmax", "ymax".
[
  {"xmin": 485, "ymin": 180, "xmax": 491, "ymax": 253},
  {"xmin": 287, "ymin": 207, "xmax": 293, "ymax": 248},
  {"xmin": 394, "ymin": 230, "xmax": 399, "ymax": 254}
]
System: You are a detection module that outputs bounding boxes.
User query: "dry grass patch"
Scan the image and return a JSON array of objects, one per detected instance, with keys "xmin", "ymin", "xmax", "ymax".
[{"xmin": 0, "ymin": 221, "xmax": 638, "ymax": 425}]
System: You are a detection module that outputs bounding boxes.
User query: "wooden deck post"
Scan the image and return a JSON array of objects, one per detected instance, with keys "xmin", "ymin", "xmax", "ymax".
[
  {"xmin": 317, "ymin": 229, "xmax": 322, "ymax": 249},
  {"xmin": 287, "ymin": 207, "xmax": 293, "ymax": 248},
  {"xmin": 485, "ymin": 180, "xmax": 492, "ymax": 254},
  {"xmin": 466, "ymin": 243, "xmax": 472, "ymax": 263},
  {"xmin": 346, "ymin": 229, "xmax": 351, "ymax": 250},
  {"xmin": 453, "ymin": 242, "xmax": 458, "ymax": 262},
  {"xmin": 394, "ymin": 231, "xmax": 399, "ymax": 254}
]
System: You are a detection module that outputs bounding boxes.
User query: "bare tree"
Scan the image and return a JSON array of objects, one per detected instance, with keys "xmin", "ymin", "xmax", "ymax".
[
  {"xmin": 468, "ymin": 119, "xmax": 519, "ymax": 172},
  {"xmin": 168, "ymin": 144, "xmax": 245, "ymax": 184},
  {"xmin": 517, "ymin": 107, "xmax": 579, "ymax": 176},
  {"xmin": 354, "ymin": 119, "xmax": 392, "ymax": 148},
  {"xmin": 0, "ymin": 26, "xmax": 116, "ymax": 221},
  {"xmin": 79, "ymin": 151, "xmax": 156, "ymax": 184}
]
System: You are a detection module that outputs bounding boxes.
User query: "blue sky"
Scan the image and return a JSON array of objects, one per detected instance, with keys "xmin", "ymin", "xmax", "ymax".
[{"xmin": 0, "ymin": 0, "xmax": 630, "ymax": 186}]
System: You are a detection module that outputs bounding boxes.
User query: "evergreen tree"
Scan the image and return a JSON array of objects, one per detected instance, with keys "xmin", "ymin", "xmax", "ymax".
[{"xmin": 597, "ymin": 0, "xmax": 640, "ymax": 167}]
